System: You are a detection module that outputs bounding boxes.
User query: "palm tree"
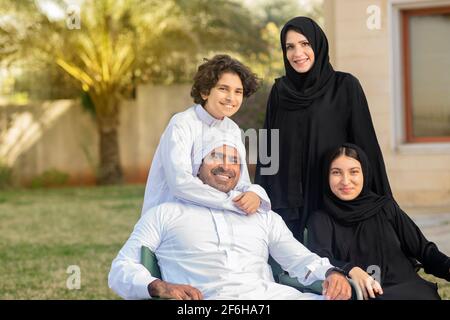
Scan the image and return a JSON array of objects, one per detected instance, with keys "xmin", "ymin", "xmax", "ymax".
[{"xmin": 19, "ymin": 0, "xmax": 267, "ymax": 184}]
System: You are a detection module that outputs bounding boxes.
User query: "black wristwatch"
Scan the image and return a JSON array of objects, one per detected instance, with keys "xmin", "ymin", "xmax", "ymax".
[{"xmin": 325, "ymin": 267, "xmax": 346, "ymax": 278}]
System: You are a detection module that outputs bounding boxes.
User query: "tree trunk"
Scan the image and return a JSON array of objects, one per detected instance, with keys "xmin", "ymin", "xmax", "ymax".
[
  {"xmin": 98, "ymin": 125, "xmax": 123, "ymax": 184},
  {"xmin": 93, "ymin": 92, "xmax": 123, "ymax": 185}
]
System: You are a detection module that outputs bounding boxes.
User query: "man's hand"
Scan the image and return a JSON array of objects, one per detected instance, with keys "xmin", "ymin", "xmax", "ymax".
[
  {"xmin": 233, "ymin": 191, "xmax": 261, "ymax": 214},
  {"xmin": 348, "ymin": 267, "xmax": 383, "ymax": 300},
  {"xmin": 322, "ymin": 271, "xmax": 352, "ymax": 300},
  {"xmin": 148, "ymin": 279, "xmax": 203, "ymax": 300}
]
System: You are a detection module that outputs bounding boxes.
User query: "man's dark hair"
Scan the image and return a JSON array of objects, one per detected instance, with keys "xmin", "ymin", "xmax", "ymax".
[{"xmin": 191, "ymin": 54, "xmax": 260, "ymax": 106}]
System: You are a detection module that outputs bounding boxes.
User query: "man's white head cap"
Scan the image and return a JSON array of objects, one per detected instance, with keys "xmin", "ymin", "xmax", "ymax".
[{"xmin": 192, "ymin": 127, "xmax": 246, "ymax": 177}]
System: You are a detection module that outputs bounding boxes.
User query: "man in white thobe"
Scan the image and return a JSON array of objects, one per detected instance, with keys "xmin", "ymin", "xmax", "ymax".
[
  {"xmin": 141, "ymin": 104, "xmax": 270, "ymax": 216},
  {"xmin": 141, "ymin": 55, "xmax": 272, "ymax": 217},
  {"xmin": 109, "ymin": 134, "xmax": 351, "ymax": 300}
]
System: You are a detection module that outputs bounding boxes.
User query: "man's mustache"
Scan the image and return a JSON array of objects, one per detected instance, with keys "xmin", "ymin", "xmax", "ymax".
[{"xmin": 211, "ymin": 166, "xmax": 236, "ymax": 178}]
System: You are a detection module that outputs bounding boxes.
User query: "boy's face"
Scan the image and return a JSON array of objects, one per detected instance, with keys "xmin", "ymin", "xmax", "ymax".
[{"xmin": 201, "ymin": 72, "xmax": 244, "ymax": 119}]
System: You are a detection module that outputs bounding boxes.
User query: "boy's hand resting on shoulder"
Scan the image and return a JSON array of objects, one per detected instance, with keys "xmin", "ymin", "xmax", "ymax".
[{"xmin": 233, "ymin": 191, "xmax": 261, "ymax": 215}]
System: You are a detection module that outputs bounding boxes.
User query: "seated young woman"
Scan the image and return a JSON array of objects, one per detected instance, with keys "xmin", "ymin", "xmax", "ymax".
[{"xmin": 307, "ymin": 143, "xmax": 450, "ymax": 300}]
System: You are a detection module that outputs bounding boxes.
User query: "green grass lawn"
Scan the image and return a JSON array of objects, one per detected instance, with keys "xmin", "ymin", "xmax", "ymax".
[
  {"xmin": 0, "ymin": 185, "xmax": 448, "ymax": 299},
  {"xmin": 0, "ymin": 185, "xmax": 143, "ymax": 299}
]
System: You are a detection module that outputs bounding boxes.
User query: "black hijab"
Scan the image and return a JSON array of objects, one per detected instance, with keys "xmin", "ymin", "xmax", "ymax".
[
  {"xmin": 320, "ymin": 143, "xmax": 394, "ymax": 282},
  {"xmin": 277, "ymin": 16, "xmax": 336, "ymax": 109},
  {"xmin": 256, "ymin": 17, "xmax": 393, "ymax": 245},
  {"xmin": 314, "ymin": 144, "xmax": 446, "ymax": 286},
  {"xmin": 322, "ymin": 143, "xmax": 390, "ymax": 226}
]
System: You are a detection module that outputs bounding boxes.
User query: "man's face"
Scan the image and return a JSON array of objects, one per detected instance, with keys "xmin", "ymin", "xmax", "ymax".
[{"xmin": 197, "ymin": 145, "xmax": 241, "ymax": 193}]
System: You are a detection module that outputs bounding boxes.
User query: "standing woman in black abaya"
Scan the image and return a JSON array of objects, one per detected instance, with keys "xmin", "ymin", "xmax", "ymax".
[{"xmin": 255, "ymin": 17, "xmax": 392, "ymax": 242}]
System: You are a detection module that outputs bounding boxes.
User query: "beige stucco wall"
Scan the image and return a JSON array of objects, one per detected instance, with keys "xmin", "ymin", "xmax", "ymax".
[
  {"xmin": 119, "ymin": 84, "xmax": 192, "ymax": 182},
  {"xmin": 8, "ymin": 100, "xmax": 98, "ymax": 184},
  {"xmin": 323, "ymin": 0, "xmax": 450, "ymax": 208},
  {"xmin": 5, "ymin": 84, "xmax": 192, "ymax": 185}
]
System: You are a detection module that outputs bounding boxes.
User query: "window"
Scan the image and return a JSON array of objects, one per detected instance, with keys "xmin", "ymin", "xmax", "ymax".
[{"xmin": 402, "ymin": 6, "xmax": 450, "ymax": 142}]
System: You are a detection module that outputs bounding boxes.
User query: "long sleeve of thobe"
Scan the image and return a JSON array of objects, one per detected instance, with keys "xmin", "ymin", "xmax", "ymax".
[
  {"xmin": 268, "ymin": 212, "xmax": 334, "ymax": 285},
  {"xmin": 108, "ymin": 211, "xmax": 163, "ymax": 300}
]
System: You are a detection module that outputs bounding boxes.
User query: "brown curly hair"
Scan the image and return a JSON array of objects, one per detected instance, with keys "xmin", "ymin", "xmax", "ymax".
[{"xmin": 191, "ymin": 54, "xmax": 260, "ymax": 106}]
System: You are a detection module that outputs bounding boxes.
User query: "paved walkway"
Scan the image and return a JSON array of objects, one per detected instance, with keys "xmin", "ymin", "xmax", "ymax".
[{"xmin": 408, "ymin": 209, "xmax": 450, "ymax": 255}]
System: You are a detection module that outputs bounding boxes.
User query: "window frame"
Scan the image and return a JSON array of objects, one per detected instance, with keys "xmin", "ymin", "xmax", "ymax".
[{"xmin": 402, "ymin": 5, "xmax": 450, "ymax": 142}]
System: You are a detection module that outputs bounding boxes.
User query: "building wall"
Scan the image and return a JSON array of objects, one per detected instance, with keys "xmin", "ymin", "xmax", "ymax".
[
  {"xmin": 119, "ymin": 84, "xmax": 192, "ymax": 183},
  {"xmin": 9, "ymin": 100, "xmax": 98, "ymax": 185},
  {"xmin": 323, "ymin": 0, "xmax": 450, "ymax": 208}
]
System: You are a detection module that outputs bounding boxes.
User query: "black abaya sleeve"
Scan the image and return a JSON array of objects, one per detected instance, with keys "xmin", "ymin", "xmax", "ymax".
[
  {"xmin": 388, "ymin": 203, "xmax": 450, "ymax": 281},
  {"xmin": 348, "ymin": 76, "xmax": 392, "ymax": 197},
  {"xmin": 307, "ymin": 211, "xmax": 356, "ymax": 275},
  {"xmin": 255, "ymin": 85, "xmax": 276, "ymax": 192}
]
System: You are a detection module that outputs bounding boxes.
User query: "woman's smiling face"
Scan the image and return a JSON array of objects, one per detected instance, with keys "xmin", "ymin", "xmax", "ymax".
[
  {"xmin": 285, "ymin": 29, "xmax": 315, "ymax": 73},
  {"xmin": 329, "ymin": 155, "xmax": 364, "ymax": 201}
]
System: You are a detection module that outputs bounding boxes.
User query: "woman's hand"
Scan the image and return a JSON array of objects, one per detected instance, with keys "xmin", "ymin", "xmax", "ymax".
[
  {"xmin": 348, "ymin": 267, "xmax": 383, "ymax": 300},
  {"xmin": 233, "ymin": 191, "xmax": 261, "ymax": 214}
]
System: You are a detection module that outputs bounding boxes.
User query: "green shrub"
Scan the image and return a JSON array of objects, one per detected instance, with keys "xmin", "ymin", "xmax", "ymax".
[{"xmin": 30, "ymin": 169, "xmax": 70, "ymax": 188}]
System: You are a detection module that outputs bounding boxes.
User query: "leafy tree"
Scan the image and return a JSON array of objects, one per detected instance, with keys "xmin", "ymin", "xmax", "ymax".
[
  {"xmin": 15, "ymin": 0, "xmax": 269, "ymax": 184},
  {"xmin": 0, "ymin": 0, "xmax": 38, "ymax": 66}
]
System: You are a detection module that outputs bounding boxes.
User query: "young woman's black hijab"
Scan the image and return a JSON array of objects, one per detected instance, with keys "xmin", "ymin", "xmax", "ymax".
[
  {"xmin": 277, "ymin": 16, "xmax": 336, "ymax": 109},
  {"xmin": 321, "ymin": 143, "xmax": 393, "ymax": 282},
  {"xmin": 322, "ymin": 143, "xmax": 390, "ymax": 225}
]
